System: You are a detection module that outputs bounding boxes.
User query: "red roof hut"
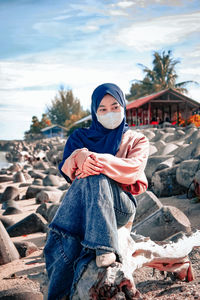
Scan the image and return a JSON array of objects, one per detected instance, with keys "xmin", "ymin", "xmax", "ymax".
[{"xmin": 126, "ymin": 88, "xmax": 200, "ymax": 127}]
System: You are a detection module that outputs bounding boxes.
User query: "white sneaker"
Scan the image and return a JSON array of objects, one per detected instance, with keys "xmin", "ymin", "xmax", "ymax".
[{"xmin": 96, "ymin": 252, "xmax": 116, "ymax": 267}]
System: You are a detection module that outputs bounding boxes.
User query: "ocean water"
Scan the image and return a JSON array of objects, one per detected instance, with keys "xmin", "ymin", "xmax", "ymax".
[{"xmin": 0, "ymin": 151, "xmax": 11, "ymax": 170}]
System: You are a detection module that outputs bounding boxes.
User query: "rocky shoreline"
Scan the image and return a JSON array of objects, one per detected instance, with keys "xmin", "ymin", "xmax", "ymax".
[{"xmin": 0, "ymin": 126, "xmax": 200, "ymax": 299}]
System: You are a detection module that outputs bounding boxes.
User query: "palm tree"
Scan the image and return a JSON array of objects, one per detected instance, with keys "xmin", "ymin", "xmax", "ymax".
[{"xmin": 127, "ymin": 50, "xmax": 195, "ymax": 100}]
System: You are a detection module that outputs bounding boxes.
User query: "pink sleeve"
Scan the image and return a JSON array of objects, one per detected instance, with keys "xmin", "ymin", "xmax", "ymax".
[
  {"xmin": 61, "ymin": 148, "xmax": 92, "ymax": 181},
  {"xmin": 95, "ymin": 135, "xmax": 149, "ymax": 186}
]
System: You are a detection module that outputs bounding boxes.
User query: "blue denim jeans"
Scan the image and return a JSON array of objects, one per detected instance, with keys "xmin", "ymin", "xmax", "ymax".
[{"xmin": 44, "ymin": 174, "xmax": 136, "ymax": 300}]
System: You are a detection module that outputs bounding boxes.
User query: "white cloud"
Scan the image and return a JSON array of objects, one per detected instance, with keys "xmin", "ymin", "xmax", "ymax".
[
  {"xmin": 33, "ymin": 21, "xmax": 67, "ymax": 39},
  {"xmin": 109, "ymin": 10, "xmax": 128, "ymax": 16},
  {"xmin": 53, "ymin": 15, "xmax": 70, "ymax": 21},
  {"xmin": 116, "ymin": 1, "xmax": 135, "ymax": 8},
  {"xmin": 116, "ymin": 11, "xmax": 200, "ymax": 51}
]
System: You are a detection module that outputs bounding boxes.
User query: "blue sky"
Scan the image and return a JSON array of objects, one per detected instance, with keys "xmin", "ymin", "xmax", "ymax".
[{"xmin": 0, "ymin": 0, "xmax": 200, "ymax": 140}]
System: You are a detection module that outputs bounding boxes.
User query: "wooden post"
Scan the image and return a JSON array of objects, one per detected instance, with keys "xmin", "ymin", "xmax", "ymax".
[
  {"xmin": 148, "ymin": 102, "xmax": 151, "ymax": 124},
  {"xmin": 162, "ymin": 106, "xmax": 164, "ymax": 122},
  {"xmin": 131, "ymin": 109, "xmax": 133, "ymax": 125},
  {"xmin": 136, "ymin": 108, "xmax": 138, "ymax": 126},
  {"xmin": 177, "ymin": 104, "xmax": 180, "ymax": 125}
]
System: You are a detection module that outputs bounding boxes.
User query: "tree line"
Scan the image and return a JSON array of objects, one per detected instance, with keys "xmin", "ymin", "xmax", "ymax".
[{"xmin": 26, "ymin": 50, "xmax": 196, "ymax": 136}]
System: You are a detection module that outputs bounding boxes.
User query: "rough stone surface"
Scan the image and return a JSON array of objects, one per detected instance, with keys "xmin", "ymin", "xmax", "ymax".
[
  {"xmin": 0, "ymin": 221, "xmax": 20, "ymax": 265},
  {"xmin": 176, "ymin": 159, "xmax": 200, "ymax": 188},
  {"xmin": 43, "ymin": 174, "xmax": 60, "ymax": 186},
  {"xmin": 7, "ymin": 213, "xmax": 47, "ymax": 237},
  {"xmin": 14, "ymin": 241, "xmax": 39, "ymax": 258},
  {"xmin": 134, "ymin": 191, "xmax": 163, "ymax": 224},
  {"xmin": 25, "ymin": 185, "xmax": 43, "ymax": 199},
  {"xmin": 132, "ymin": 205, "xmax": 191, "ymax": 241},
  {"xmin": 0, "ymin": 186, "xmax": 20, "ymax": 203}
]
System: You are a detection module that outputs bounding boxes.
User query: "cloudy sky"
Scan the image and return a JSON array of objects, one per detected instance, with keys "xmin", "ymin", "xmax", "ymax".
[{"xmin": 0, "ymin": 0, "xmax": 200, "ymax": 140}]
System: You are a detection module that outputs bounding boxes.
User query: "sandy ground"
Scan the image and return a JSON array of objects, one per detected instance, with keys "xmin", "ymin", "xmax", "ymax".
[{"xmin": 0, "ymin": 181, "xmax": 200, "ymax": 299}]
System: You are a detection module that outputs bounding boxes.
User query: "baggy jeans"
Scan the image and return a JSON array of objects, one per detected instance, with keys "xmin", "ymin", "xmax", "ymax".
[{"xmin": 44, "ymin": 174, "xmax": 136, "ymax": 300}]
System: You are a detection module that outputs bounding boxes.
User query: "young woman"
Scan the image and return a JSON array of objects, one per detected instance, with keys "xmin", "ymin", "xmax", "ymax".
[{"xmin": 44, "ymin": 83, "xmax": 149, "ymax": 300}]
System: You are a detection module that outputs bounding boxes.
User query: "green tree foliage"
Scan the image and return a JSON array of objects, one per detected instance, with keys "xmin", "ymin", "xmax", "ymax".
[
  {"xmin": 26, "ymin": 114, "xmax": 51, "ymax": 134},
  {"xmin": 126, "ymin": 50, "xmax": 195, "ymax": 101},
  {"xmin": 47, "ymin": 87, "xmax": 85, "ymax": 126}
]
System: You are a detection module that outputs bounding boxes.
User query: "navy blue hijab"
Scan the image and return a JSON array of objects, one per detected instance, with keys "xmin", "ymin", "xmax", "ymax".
[{"xmin": 59, "ymin": 83, "xmax": 129, "ymax": 180}]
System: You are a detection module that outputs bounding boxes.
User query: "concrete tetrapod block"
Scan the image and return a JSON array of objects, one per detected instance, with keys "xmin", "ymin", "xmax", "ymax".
[
  {"xmin": 151, "ymin": 165, "xmax": 187, "ymax": 197},
  {"xmin": 3, "ymin": 207, "xmax": 23, "ymax": 215},
  {"xmin": 132, "ymin": 205, "xmax": 191, "ymax": 241},
  {"xmin": 36, "ymin": 202, "xmax": 52, "ymax": 220},
  {"xmin": 0, "ymin": 175, "xmax": 13, "ymax": 183},
  {"xmin": 25, "ymin": 185, "xmax": 43, "ymax": 199},
  {"xmin": 193, "ymin": 138, "xmax": 200, "ymax": 159},
  {"xmin": 2, "ymin": 199, "xmax": 20, "ymax": 210},
  {"xmin": 145, "ymin": 155, "xmax": 174, "ymax": 183},
  {"xmin": 14, "ymin": 241, "xmax": 38, "ymax": 258},
  {"xmin": 0, "ymin": 216, "xmax": 15, "ymax": 229},
  {"xmin": 47, "ymin": 204, "xmax": 60, "ymax": 222},
  {"xmin": 0, "ymin": 221, "xmax": 20, "ymax": 265},
  {"xmin": 134, "ymin": 191, "xmax": 163, "ymax": 225},
  {"xmin": 7, "ymin": 213, "xmax": 47, "ymax": 237},
  {"xmin": 0, "ymin": 186, "xmax": 20, "ymax": 203},
  {"xmin": 176, "ymin": 159, "xmax": 200, "ymax": 189},
  {"xmin": 0, "ymin": 288, "xmax": 43, "ymax": 300},
  {"xmin": 43, "ymin": 174, "xmax": 60, "ymax": 186},
  {"xmin": 154, "ymin": 156, "xmax": 175, "ymax": 172},
  {"xmin": 36, "ymin": 190, "xmax": 63, "ymax": 204},
  {"xmin": 13, "ymin": 171, "xmax": 26, "ymax": 183}
]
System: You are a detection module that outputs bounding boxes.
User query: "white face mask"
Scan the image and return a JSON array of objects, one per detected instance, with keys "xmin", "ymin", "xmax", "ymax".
[{"xmin": 96, "ymin": 109, "xmax": 124, "ymax": 129}]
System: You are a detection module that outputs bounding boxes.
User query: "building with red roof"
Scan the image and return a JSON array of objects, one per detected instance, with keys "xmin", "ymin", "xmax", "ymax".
[{"xmin": 126, "ymin": 88, "xmax": 200, "ymax": 127}]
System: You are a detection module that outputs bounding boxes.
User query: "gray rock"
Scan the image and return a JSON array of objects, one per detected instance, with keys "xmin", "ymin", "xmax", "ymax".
[
  {"xmin": 14, "ymin": 241, "xmax": 38, "ymax": 258},
  {"xmin": 47, "ymin": 204, "xmax": 60, "ymax": 222},
  {"xmin": 132, "ymin": 205, "xmax": 191, "ymax": 241},
  {"xmin": 45, "ymin": 167, "xmax": 59, "ymax": 175},
  {"xmin": 149, "ymin": 144, "xmax": 157, "ymax": 156},
  {"xmin": 32, "ymin": 178, "xmax": 43, "ymax": 186},
  {"xmin": 28, "ymin": 170, "xmax": 45, "ymax": 179},
  {"xmin": 145, "ymin": 155, "xmax": 174, "ymax": 182},
  {"xmin": 13, "ymin": 171, "xmax": 26, "ymax": 183},
  {"xmin": 154, "ymin": 156, "xmax": 175, "ymax": 172},
  {"xmin": 142, "ymin": 130, "xmax": 155, "ymax": 141},
  {"xmin": 0, "ymin": 221, "xmax": 20, "ymax": 265},
  {"xmin": 22, "ymin": 171, "xmax": 32, "ymax": 180},
  {"xmin": 0, "ymin": 186, "xmax": 20, "ymax": 203},
  {"xmin": 151, "ymin": 165, "xmax": 187, "ymax": 197},
  {"xmin": 176, "ymin": 159, "xmax": 200, "ymax": 188},
  {"xmin": 160, "ymin": 143, "xmax": 179, "ymax": 156},
  {"xmin": 134, "ymin": 191, "xmax": 163, "ymax": 225},
  {"xmin": 0, "ymin": 288, "xmax": 43, "ymax": 299},
  {"xmin": 43, "ymin": 174, "xmax": 60, "ymax": 186},
  {"xmin": 151, "ymin": 131, "xmax": 166, "ymax": 143},
  {"xmin": 58, "ymin": 182, "xmax": 70, "ymax": 191},
  {"xmin": 2, "ymin": 199, "xmax": 19, "ymax": 210},
  {"xmin": 36, "ymin": 190, "xmax": 63, "ymax": 204},
  {"xmin": 154, "ymin": 140, "xmax": 166, "ymax": 155},
  {"xmin": 0, "ymin": 175, "xmax": 13, "ymax": 183},
  {"xmin": 0, "ymin": 216, "xmax": 15, "ymax": 228},
  {"xmin": 7, "ymin": 213, "xmax": 47, "ymax": 237},
  {"xmin": 33, "ymin": 161, "xmax": 49, "ymax": 170},
  {"xmin": 25, "ymin": 185, "xmax": 43, "ymax": 199},
  {"xmin": 3, "ymin": 207, "xmax": 23, "ymax": 215},
  {"xmin": 36, "ymin": 203, "xmax": 52, "ymax": 221},
  {"xmin": 174, "ymin": 143, "xmax": 195, "ymax": 163}
]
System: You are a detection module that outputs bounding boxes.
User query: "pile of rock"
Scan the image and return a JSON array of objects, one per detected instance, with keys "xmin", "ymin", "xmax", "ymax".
[
  {"xmin": 0, "ymin": 138, "xmax": 68, "ymax": 299},
  {"xmin": 140, "ymin": 124, "xmax": 200, "ymax": 197},
  {"xmin": 0, "ymin": 128, "xmax": 200, "ymax": 299}
]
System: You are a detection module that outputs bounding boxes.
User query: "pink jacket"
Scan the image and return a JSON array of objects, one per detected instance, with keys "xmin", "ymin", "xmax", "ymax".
[{"xmin": 61, "ymin": 130, "xmax": 149, "ymax": 195}]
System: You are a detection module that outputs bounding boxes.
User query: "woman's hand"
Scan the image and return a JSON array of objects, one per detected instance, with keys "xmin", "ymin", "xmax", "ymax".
[{"xmin": 76, "ymin": 153, "xmax": 104, "ymax": 179}]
